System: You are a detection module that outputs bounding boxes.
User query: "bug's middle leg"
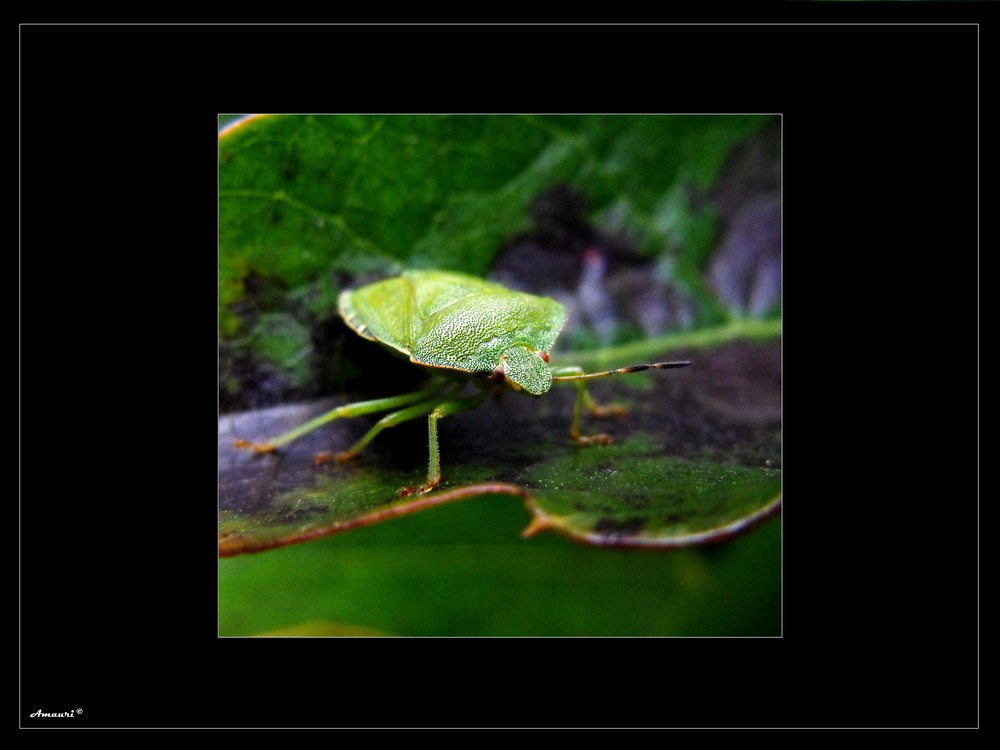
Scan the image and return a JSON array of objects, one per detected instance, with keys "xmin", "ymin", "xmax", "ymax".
[{"xmin": 313, "ymin": 389, "xmax": 460, "ymax": 466}]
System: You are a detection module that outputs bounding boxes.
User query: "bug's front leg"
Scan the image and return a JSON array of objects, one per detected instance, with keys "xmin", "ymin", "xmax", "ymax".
[
  {"xmin": 399, "ymin": 393, "xmax": 489, "ymax": 497},
  {"xmin": 567, "ymin": 380, "xmax": 614, "ymax": 446},
  {"xmin": 552, "ymin": 366, "xmax": 627, "ymax": 446}
]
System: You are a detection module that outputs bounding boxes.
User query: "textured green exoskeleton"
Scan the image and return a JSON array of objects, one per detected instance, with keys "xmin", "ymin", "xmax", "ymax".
[{"xmin": 235, "ymin": 270, "xmax": 691, "ymax": 496}]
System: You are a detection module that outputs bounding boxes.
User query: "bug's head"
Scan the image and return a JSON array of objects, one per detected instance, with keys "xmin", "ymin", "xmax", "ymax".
[{"xmin": 490, "ymin": 346, "xmax": 552, "ymax": 396}]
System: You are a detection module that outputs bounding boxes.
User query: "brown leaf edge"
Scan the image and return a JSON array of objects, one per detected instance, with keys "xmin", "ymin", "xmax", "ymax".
[
  {"xmin": 219, "ymin": 482, "xmax": 782, "ymax": 557},
  {"xmin": 521, "ymin": 493, "xmax": 783, "ymax": 548}
]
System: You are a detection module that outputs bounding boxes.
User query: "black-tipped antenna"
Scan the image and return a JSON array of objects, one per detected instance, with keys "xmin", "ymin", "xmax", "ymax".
[{"xmin": 552, "ymin": 361, "xmax": 692, "ymax": 382}]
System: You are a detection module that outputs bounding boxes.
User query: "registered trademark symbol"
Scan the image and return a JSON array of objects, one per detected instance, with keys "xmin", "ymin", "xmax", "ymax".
[{"xmin": 76, "ymin": 708, "xmax": 82, "ymax": 714}]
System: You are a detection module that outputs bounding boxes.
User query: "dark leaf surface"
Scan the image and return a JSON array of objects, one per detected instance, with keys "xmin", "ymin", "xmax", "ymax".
[{"xmin": 220, "ymin": 340, "xmax": 780, "ymax": 554}]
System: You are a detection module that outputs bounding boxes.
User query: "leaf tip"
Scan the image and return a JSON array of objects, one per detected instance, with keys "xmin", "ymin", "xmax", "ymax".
[{"xmin": 521, "ymin": 514, "xmax": 552, "ymax": 538}]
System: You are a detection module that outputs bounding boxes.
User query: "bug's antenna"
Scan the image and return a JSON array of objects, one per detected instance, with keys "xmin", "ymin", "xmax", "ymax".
[{"xmin": 551, "ymin": 361, "xmax": 692, "ymax": 382}]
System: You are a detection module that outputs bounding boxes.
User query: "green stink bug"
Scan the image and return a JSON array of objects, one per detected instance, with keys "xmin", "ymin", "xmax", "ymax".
[{"xmin": 235, "ymin": 269, "xmax": 691, "ymax": 496}]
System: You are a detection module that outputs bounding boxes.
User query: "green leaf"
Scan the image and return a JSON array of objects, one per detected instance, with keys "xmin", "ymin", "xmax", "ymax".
[
  {"xmin": 219, "ymin": 498, "xmax": 781, "ymax": 637},
  {"xmin": 218, "ymin": 115, "xmax": 782, "ymax": 636},
  {"xmin": 521, "ymin": 449, "xmax": 780, "ymax": 546}
]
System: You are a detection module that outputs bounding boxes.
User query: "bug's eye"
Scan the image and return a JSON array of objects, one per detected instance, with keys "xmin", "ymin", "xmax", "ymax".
[{"xmin": 538, "ymin": 351, "xmax": 550, "ymax": 363}]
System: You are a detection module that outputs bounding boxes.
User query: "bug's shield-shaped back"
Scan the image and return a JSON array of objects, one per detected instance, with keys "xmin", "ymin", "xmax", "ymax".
[
  {"xmin": 339, "ymin": 276, "xmax": 416, "ymax": 356},
  {"xmin": 408, "ymin": 279, "xmax": 566, "ymax": 377},
  {"xmin": 340, "ymin": 270, "xmax": 567, "ymax": 382}
]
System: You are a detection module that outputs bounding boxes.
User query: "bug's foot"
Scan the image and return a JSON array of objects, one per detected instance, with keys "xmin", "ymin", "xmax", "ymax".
[
  {"xmin": 234, "ymin": 439, "xmax": 277, "ymax": 454},
  {"xmin": 398, "ymin": 482, "xmax": 439, "ymax": 497},
  {"xmin": 314, "ymin": 450, "xmax": 356, "ymax": 467},
  {"xmin": 572, "ymin": 432, "xmax": 613, "ymax": 447}
]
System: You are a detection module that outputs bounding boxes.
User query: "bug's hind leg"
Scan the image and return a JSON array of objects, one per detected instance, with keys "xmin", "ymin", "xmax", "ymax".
[{"xmin": 234, "ymin": 383, "xmax": 447, "ymax": 455}]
